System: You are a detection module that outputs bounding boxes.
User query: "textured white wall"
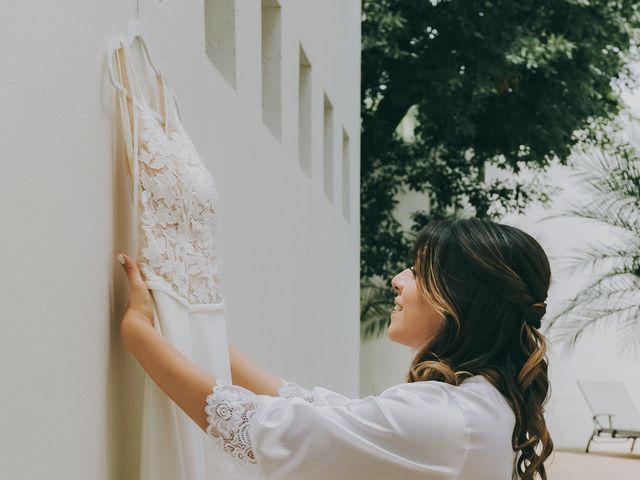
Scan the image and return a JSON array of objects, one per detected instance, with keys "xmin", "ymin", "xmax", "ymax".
[{"xmin": 0, "ymin": 1, "xmax": 361, "ymax": 478}]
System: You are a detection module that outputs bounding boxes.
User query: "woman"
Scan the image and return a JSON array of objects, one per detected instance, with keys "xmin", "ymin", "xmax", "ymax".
[{"xmin": 117, "ymin": 218, "xmax": 553, "ymax": 480}]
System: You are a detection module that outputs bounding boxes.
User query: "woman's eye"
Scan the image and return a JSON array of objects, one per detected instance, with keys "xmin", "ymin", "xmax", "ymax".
[{"xmin": 409, "ymin": 266, "xmax": 416, "ymax": 276}]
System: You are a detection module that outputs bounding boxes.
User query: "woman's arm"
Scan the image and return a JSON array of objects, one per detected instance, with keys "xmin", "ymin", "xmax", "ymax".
[
  {"xmin": 125, "ymin": 328, "xmax": 283, "ymax": 432},
  {"xmin": 124, "ymin": 321, "xmax": 214, "ymax": 432},
  {"xmin": 228, "ymin": 343, "xmax": 282, "ymax": 396},
  {"xmin": 117, "ymin": 253, "xmax": 214, "ymax": 432},
  {"xmin": 117, "ymin": 253, "xmax": 281, "ymax": 432}
]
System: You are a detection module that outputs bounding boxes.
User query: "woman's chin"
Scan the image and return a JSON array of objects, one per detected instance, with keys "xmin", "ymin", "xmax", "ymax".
[{"xmin": 387, "ymin": 315, "xmax": 401, "ymax": 342}]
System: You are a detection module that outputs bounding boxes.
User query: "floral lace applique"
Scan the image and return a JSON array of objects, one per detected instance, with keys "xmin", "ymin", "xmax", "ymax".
[
  {"xmin": 134, "ymin": 96, "xmax": 224, "ymax": 305},
  {"xmin": 204, "ymin": 378, "xmax": 314, "ymax": 471},
  {"xmin": 205, "ymin": 378, "xmax": 262, "ymax": 478}
]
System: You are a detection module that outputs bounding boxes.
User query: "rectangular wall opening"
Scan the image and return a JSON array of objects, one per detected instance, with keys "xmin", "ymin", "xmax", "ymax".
[
  {"xmin": 323, "ymin": 93, "xmax": 334, "ymax": 202},
  {"xmin": 342, "ymin": 129, "xmax": 350, "ymax": 221},
  {"xmin": 204, "ymin": 0, "xmax": 236, "ymax": 88},
  {"xmin": 298, "ymin": 46, "xmax": 312, "ymax": 177},
  {"xmin": 261, "ymin": 0, "xmax": 282, "ymax": 141}
]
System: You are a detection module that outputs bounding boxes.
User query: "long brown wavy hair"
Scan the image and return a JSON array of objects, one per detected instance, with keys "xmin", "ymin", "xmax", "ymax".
[{"xmin": 405, "ymin": 218, "xmax": 553, "ymax": 480}]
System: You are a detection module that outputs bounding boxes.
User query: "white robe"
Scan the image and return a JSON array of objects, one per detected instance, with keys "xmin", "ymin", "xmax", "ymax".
[{"xmin": 205, "ymin": 375, "xmax": 518, "ymax": 480}]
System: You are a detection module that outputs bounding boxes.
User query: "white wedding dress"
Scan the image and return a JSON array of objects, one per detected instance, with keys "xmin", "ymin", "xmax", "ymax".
[
  {"xmin": 111, "ymin": 38, "xmax": 518, "ymax": 480},
  {"xmin": 111, "ymin": 39, "xmax": 272, "ymax": 479}
]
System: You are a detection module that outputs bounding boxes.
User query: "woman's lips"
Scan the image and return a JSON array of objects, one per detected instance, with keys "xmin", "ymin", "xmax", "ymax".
[{"xmin": 394, "ymin": 298, "xmax": 403, "ymax": 311}]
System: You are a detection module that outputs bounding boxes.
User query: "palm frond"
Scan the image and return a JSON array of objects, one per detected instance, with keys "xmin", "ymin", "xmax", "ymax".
[
  {"xmin": 556, "ymin": 242, "xmax": 640, "ymax": 279},
  {"xmin": 543, "ymin": 135, "xmax": 640, "ymax": 353},
  {"xmin": 360, "ymin": 277, "xmax": 395, "ymax": 341},
  {"xmin": 544, "ymin": 281, "xmax": 640, "ymax": 332},
  {"xmin": 550, "ymin": 304, "xmax": 640, "ymax": 352},
  {"xmin": 569, "ymin": 139, "xmax": 640, "ymax": 196},
  {"xmin": 612, "ymin": 312, "xmax": 640, "ymax": 358},
  {"xmin": 545, "ymin": 194, "xmax": 640, "ymax": 234}
]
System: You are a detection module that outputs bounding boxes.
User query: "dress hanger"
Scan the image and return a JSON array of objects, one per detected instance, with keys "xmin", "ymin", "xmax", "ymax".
[
  {"xmin": 125, "ymin": 20, "xmax": 184, "ymax": 122},
  {"xmin": 107, "ymin": 30, "xmax": 157, "ymax": 106},
  {"xmin": 107, "ymin": 19, "xmax": 184, "ymax": 122},
  {"xmin": 124, "ymin": 20, "xmax": 162, "ymax": 76},
  {"xmin": 107, "ymin": 0, "xmax": 148, "ymax": 96},
  {"xmin": 107, "ymin": 39, "xmax": 130, "ymax": 98}
]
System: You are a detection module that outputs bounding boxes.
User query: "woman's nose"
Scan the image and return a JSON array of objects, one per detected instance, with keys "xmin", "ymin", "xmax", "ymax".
[{"xmin": 391, "ymin": 273, "xmax": 402, "ymax": 294}]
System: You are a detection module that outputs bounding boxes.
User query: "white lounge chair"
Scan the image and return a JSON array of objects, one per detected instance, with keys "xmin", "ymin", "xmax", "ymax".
[{"xmin": 577, "ymin": 380, "xmax": 640, "ymax": 453}]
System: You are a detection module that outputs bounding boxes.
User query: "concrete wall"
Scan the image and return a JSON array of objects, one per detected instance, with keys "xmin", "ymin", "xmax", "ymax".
[{"xmin": 0, "ymin": 1, "xmax": 361, "ymax": 478}]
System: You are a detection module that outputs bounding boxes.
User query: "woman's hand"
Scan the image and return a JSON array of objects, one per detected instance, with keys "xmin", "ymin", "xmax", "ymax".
[
  {"xmin": 117, "ymin": 253, "xmax": 155, "ymax": 349},
  {"xmin": 117, "ymin": 252, "xmax": 216, "ymax": 432}
]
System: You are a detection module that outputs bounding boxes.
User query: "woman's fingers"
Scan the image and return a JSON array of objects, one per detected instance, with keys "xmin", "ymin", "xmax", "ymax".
[
  {"xmin": 118, "ymin": 254, "xmax": 146, "ymax": 288},
  {"xmin": 117, "ymin": 253, "xmax": 154, "ymax": 324},
  {"xmin": 138, "ymin": 260, "xmax": 147, "ymax": 281}
]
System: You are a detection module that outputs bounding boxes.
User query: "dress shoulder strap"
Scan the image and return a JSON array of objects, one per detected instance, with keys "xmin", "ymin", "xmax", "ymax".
[{"xmin": 110, "ymin": 39, "xmax": 141, "ymax": 252}]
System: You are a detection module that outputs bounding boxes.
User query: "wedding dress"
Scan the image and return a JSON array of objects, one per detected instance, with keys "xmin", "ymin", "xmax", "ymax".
[
  {"xmin": 111, "ymin": 38, "xmax": 293, "ymax": 479},
  {"xmin": 111, "ymin": 37, "xmax": 518, "ymax": 480}
]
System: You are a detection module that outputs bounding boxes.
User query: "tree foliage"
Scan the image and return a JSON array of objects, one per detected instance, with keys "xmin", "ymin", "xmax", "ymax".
[{"xmin": 361, "ymin": 0, "xmax": 640, "ymax": 290}]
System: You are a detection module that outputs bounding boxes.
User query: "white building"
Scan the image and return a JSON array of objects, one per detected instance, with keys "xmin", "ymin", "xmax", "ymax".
[{"xmin": 0, "ymin": 1, "xmax": 361, "ymax": 478}]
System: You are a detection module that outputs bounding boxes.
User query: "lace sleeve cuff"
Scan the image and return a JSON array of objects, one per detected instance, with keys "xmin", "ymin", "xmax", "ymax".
[
  {"xmin": 276, "ymin": 378, "xmax": 315, "ymax": 403},
  {"xmin": 204, "ymin": 378, "xmax": 314, "ymax": 472},
  {"xmin": 204, "ymin": 378, "xmax": 259, "ymax": 465}
]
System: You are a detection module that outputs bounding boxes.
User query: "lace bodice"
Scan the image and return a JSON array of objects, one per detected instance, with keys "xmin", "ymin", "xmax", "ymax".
[
  {"xmin": 114, "ymin": 42, "xmax": 224, "ymax": 305},
  {"xmin": 205, "ymin": 378, "xmax": 314, "ymax": 475}
]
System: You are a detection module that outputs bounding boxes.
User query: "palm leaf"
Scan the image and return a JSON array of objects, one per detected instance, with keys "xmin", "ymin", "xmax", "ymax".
[
  {"xmin": 556, "ymin": 242, "xmax": 640, "ymax": 280},
  {"xmin": 543, "ymin": 135, "xmax": 640, "ymax": 353},
  {"xmin": 360, "ymin": 276, "xmax": 396, "ymax": 341},
  {"xmin": 552, "ymin": 304, "xmax": 640, "ymax": 353}
]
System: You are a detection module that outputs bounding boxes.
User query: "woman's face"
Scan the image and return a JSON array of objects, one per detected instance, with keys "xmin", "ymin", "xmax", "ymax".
[{"xmin": 388, "ymin": 266, "xmax": 444, "ymax": 350}]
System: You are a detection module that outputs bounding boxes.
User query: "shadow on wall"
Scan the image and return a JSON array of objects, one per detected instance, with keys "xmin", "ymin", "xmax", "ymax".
[{"xmin": 106, "ymin": 97, "xmax": 146, "ymax": 479}]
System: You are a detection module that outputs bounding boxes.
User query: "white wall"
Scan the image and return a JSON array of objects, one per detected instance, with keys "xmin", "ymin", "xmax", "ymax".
[
  {"xmin": 360, "ymin": 334, "xmax": 416, "ymax": 397},
  {"xmin": 0, "ymin": 1, "xmax": 361, "ymax": 478}
]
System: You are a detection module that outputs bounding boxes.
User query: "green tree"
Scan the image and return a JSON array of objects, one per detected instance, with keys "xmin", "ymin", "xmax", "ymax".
[{"xmin": 361, "ymin": 0, "xmax": 640, "ymax": 338}]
